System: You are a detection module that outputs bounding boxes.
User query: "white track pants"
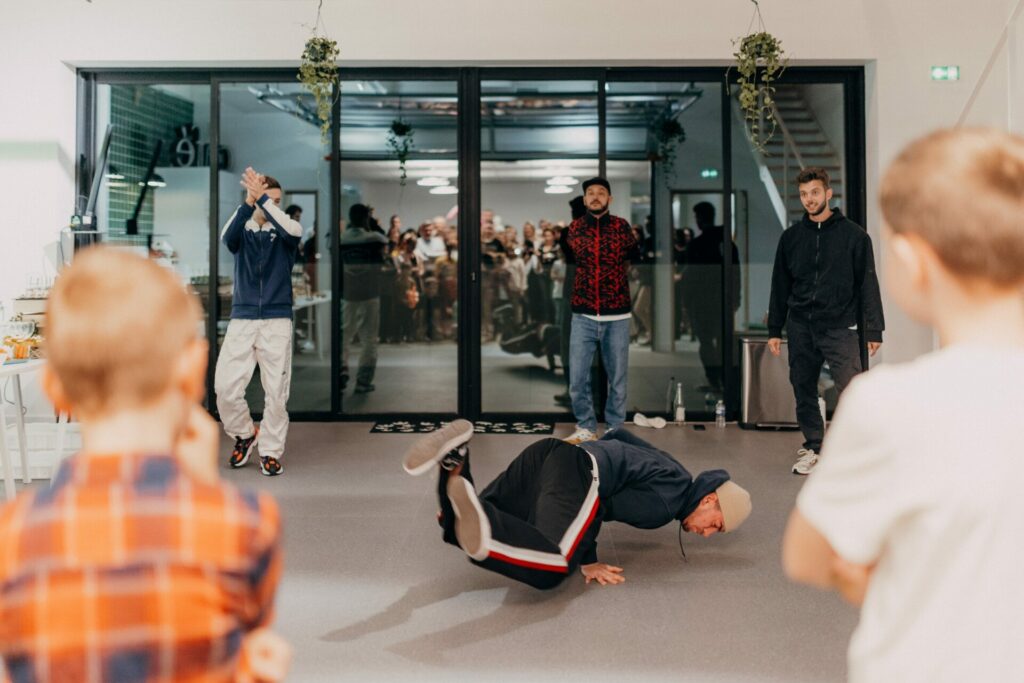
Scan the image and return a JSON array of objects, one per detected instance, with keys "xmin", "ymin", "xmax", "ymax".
[{"xmin": 214, "ymin": 318, "xmax": 293, "ymax": 459}]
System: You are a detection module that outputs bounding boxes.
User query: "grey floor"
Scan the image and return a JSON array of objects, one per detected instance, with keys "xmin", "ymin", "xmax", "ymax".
[{"xmin": 218, "ymin": 422, "xmax": 856, "ymax": 683}]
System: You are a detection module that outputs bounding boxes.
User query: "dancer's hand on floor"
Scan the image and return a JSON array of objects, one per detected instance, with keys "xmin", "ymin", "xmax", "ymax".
[{"xmin": 581, "ymin": 563, "xmax": 625, "ymax": 586}]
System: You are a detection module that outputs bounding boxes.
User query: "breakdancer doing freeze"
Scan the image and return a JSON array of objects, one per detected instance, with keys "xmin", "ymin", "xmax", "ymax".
[{"xmin": 403, "ymin": 421, "xmax": 752, "ymax": 589}]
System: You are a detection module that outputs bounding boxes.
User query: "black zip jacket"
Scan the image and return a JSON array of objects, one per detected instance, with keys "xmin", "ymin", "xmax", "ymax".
[{"xmin": 767, "ymin": 209, "xmax": 885, "ymax": 342}]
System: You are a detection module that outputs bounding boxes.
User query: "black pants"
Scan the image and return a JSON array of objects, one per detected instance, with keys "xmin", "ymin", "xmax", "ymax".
[
  {"xmin": 439, "ymin": 438, "xmax": 602, "ymax": 590},
  {"xmin": 786, "ymin": 319, "xmax": 864, "ymax": 451},
  {"xmin": 689, "ymin": 306, "xmax": 723, "ymax": 390}
]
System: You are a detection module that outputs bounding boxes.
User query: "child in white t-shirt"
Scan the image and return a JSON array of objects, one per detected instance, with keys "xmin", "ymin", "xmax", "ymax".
[{"xmin": 781, "ymin": 128, "xmax": 1024, "ymax": 683}]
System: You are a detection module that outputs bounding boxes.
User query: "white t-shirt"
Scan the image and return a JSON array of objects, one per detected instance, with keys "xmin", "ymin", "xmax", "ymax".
[{"xmin": 798, "ymin": 344, "xmax": 1024, "ymax": 683}]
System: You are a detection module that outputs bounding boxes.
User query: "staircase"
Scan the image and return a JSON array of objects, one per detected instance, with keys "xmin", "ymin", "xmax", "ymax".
[{"xmin": 761, "ymin": 85, "xmax": 845, "ymax": 226}]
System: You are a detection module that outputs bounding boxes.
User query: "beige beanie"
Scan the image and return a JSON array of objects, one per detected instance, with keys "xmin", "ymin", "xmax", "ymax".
[{"xmin": 716, "ymin": 481, "xmax": 752, "ymax": 532}]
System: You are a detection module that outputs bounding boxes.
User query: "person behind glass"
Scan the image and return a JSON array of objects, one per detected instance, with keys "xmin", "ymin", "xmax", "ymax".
[
  {"xmin": 628, "ymin": 222, "xmax": 655, "ymax": 345},
  {"xmin": 215, "ymin": 167, "xmax": 302, "ymax": 477},
  {"xmin": 673, "ymin": 227, "xmax": 694, "ymax": 338},
  {"xmin": 767, "ymin": 167, "xmax": 885, "ymax": 475},
  {"xmin": 378, "ymin": 217, "xmax": 402, "ymax": 343},
  {"xmin": 537, "ymin": 226, "xmax": 560, "ymax": 324},
  {"xmin": 416, "ymin": 219, "xmax": 447, "ymax": 341},
  {"xmin": 340, "ymin": 203, "xmax": 388, "ymax": 394},
  {"xmin": 680, "ymin": 202, "xmax": 741, "ymax": 393},
  {"xmin": 480, "ymin": 209, "xmax": 506, "ymax": 342},
  {"xmin": 554, "ymin": 196, "xmax": 587, "ymax": 408},
  {"xmin": 562, "ymin": 178, "xmax": 639, "ymax": 444},
  {"xmin": 395, "ymin": 230, "xmax": 424, "ymax": 343}
]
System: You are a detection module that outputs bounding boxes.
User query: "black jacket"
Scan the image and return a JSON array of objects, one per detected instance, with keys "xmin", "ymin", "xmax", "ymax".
[
  {"xmin": 580, "ymin": 439, "xmax": 730, "ymax": 563},
  {"xmin": 767, "ymin": 209, "xmax": 885, "ymax": 342}
]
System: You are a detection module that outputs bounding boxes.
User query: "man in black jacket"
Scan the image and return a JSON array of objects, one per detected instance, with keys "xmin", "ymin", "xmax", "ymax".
[
  {"xmin": 403, "ymin": 420, "xmax": 752, "ymax": 590},
  {"xmin": 767, "ymin": 167, "xmax": 884, "ymax": 475}
]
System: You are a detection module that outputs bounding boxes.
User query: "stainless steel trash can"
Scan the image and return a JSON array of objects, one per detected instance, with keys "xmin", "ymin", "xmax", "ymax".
[{"xmin": 740, "ymin": 337, "xmax": 798, "ymax": 429}]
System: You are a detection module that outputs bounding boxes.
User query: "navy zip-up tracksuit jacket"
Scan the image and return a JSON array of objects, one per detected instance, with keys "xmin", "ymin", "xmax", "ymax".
[{"xmin": 221, "ymin": 194, "xmax": 302, "ymax": 320}]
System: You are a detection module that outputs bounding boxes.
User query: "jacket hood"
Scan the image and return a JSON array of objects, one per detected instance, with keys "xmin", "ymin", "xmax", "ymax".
[
  {"xmin": 675, "ymin": 469, "xmax": 731, "ymax": 521},
  {"xmin": 800, "ymin": 207, "xmax": 845, "ymax": 231}
]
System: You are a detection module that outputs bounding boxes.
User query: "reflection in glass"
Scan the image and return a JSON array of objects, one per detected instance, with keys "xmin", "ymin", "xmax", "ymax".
[{"xmin": 338, "ymin": 80, "xmax": 460, "ymax": 414}]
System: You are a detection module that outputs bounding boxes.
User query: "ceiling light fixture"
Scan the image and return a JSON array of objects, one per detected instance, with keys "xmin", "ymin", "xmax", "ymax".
[
  {"xmin": 545, "ymin": 185, "xmax": 573, "ymax": 194},
  {"xmin": 547, "ymin": 176, "xmax": 579, "ymax": 186},
  {"xmin": 430, "ymin": 185, "xmax": 459, "ymax": 195},
  {"xmin": 417, "ymin": 177, "xmax": 449, "ymax": 187}
]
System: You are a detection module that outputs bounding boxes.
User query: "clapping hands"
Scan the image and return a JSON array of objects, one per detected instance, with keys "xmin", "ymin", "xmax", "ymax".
[{"xmin": 241, "ymin": 167, "xmax": 268, "ymax": 206}]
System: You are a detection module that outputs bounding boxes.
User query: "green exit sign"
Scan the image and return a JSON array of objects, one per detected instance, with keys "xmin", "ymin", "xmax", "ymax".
[
  {"xmin": 931, "ymin": 66, "xmax": 960, "ymax": 81},
  {"xmin": 700, "ymin": 168, "xmax": 719, "ymax": 179}
]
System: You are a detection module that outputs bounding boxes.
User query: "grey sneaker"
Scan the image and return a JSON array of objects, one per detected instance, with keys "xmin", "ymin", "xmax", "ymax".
[
  {"xmin": 402, "ymin": 419, "xmax": 475, "ymax": 476},
  {"xmin": 446, "ymin": 474, "xmax": 489, "ymax": 561},
  {"xmin": 791, "ymin": 448, "xmax": 819, "ymax": 475}
]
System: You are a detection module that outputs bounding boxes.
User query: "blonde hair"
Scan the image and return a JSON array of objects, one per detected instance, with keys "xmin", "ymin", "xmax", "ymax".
[
  {"xmin": 45, "ymin": 247, "xmax": 202, "ymax": 415},
  {"xmin": 881, "ymin": 128, "xmax": 1024, "ymax": 288}
]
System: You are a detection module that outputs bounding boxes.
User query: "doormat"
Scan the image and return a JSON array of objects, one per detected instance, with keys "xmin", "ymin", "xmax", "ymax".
[{"xmin": 371, "ymin": 420, "xmax": 555, "ymax": 435}]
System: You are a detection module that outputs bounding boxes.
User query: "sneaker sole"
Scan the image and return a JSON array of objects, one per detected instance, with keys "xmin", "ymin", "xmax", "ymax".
[
  {"xmin": 446, "ymin": 475, "xmax": 488, "ymax": 561},
  {"xmin": 230, "ymin": 430, "xmax": 259, "ymax": 469},
  {"xmin": 402, "ymin": 419, "xmax": 474, "ymax": 476}
]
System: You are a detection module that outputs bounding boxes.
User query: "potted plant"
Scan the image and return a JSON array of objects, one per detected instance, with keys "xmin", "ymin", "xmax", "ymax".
[
  {"xmin": 650, "ymin": 108, "xmax": 686, "ymax": 180},
  {"xmin": 298, "ymin": 35, "xmax": 339, "ymax": 144},
  {"xmin": 387, "ymin": 119, "xmax": 414, "ymax": 186},
  {"xmin": 732, "ymin": 0, "xmax": 787, "ymax": 153}
]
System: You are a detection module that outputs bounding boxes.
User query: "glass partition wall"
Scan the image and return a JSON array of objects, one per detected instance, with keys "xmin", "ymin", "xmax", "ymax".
[{"xmin": 77, "ymin": 68, "xmax": 864, "ymax": 421}]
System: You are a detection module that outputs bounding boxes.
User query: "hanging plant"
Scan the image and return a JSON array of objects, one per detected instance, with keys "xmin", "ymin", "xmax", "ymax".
[
  {"xmin": 731, "ymin": 0, "xmax": 787, "ymax": 153},
  {"xmin": 650, "ymin": 108, "xmax": 686, "ymax": 180},
  {"xmin": 387, "ymin": 118, "xmax": 414, "ymax": 186},
  {"xmin": 298, "ymin": 35, "xmax": 339, "ymax": 144}
]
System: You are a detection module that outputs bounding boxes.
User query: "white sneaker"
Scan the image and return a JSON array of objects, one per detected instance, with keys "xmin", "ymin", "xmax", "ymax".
[
  {"xmin": 563, "ymin": 427, "xmax": 597, "ymax": 445},
  {"xmin": 791, "ymin": 448, "xmax": 819, "ymax": 475},
  {"xmin": 633, "ymin": 413, "xmax": 667, "ymax": 429}
]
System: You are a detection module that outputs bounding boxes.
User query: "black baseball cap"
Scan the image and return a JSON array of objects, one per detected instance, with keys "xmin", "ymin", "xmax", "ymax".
[{"xmin": 582, "ymin": 177, "xmax": 611, "ymax": 193}]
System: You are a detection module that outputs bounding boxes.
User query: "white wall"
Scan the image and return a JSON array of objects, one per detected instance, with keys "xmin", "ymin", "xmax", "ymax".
[{"xmin": 2, "ymin": 0, "xmax": 1021, "ymax": 365}]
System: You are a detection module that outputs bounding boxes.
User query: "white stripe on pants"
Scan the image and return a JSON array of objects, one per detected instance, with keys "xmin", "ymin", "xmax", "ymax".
[{"xmin": 214, "ymin": 318, "xmax": 293, "ymax": 459}]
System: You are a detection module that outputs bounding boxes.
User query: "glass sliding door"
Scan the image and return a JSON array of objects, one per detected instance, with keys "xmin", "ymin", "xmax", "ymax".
[
  {"xmin": 479, "ymin": 79, "xmax": 599, "ymax": 414},
  {"xmin": 217, "ymin": 81, "xmax": 333, "ymax": 413},
  {"xmin": 338, "ymin": 79, "xmax": 459, "ymax": 414},
  {"xmin": 606, "ymin": 80, "xmax": 725, "ymax": 416}
]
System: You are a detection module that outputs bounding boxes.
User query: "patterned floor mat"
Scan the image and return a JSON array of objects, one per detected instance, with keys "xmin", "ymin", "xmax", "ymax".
[{"xmin": 371, "ymin": 420, "xmax": 554, "ymax": 435}]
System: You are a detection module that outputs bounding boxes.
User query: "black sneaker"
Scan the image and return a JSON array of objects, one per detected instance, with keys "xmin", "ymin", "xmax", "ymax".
[
  {"xmin": 402, "ymin": 419, "xmax": 474, "ymax": 476},
  {"xmin": 260, "ymin": 455, "xmax": 283, "ymax": 476},
  {"xmin": 354, "ymin": 383, "xmax": 375, "ymax": 394},
  {"xmin": 229, "ymin": 428, "xmax": 259, "ymax": 468}
]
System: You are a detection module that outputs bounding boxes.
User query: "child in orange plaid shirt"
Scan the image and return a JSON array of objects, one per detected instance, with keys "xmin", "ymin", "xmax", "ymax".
[{"xmin": 0, "ymin": 248, "xmax": 289, "ymax": 682}]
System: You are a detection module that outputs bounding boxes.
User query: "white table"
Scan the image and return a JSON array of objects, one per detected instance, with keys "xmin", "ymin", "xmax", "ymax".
[
  {"xmin": 0, "ymin": 359, "xmax": 42, "ymax": 500},
  {"xmin": 293, "ymin": 292, "xmax": 331, "ymax": 360}
]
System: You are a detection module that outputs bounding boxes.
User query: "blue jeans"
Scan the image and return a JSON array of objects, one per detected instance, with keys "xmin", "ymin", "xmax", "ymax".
[{"xmin": 569, "ymin": 314, "xmax": 630, "ymax": 432}]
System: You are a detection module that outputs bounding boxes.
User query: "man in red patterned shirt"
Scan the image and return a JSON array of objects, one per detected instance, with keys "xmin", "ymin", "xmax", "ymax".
[
  {"xmin": 0, "ymin": 248, "xmax": 287, "ymax": 682},
  {"xmin": 562, "ymin": 177, "xmax": 639, "ymax": 444}
]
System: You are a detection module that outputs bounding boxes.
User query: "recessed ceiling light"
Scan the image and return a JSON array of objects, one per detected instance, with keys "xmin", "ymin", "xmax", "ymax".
[
  {"xmin": 545, "ymin": 185, "xmax": 573, "ymax": 194},
  {"xmin": 417, "ymin": 177, "xmax": 449, "ymax": 187},
  {"xmin": 548, "ymin": 176, "xmax": 579, "ymax": 186},
  {"xmin": 430, "ymin": 185, "xmax": 459, "ymax": 195}
]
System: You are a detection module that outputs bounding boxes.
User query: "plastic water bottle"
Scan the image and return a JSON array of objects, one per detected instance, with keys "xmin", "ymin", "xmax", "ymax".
[
  {"xmin": 665, "ymin": 376, "xmax": 676, "ymax": 414},
  {"xmin": 715, "ymin": 400, "xmax": 726, "ymax": 428},
  {"xmin": 673, "ymin": 382, "xmax": 686, "ymax": 424}
]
